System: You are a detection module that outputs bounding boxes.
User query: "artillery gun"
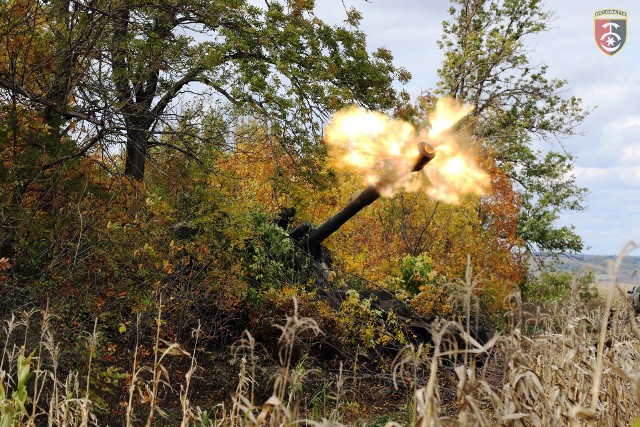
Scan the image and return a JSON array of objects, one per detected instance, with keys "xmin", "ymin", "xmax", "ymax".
[
  {"xmin": 288, "ymin": 141, "xmax": 436, "ymax": 261},
  {"xmin": 267, "ymin": 141, "xmax": 437, "ymax": 319},
  {"xmin": 273, "ymin": 141, "xmax": 495, "ymax": 354}
]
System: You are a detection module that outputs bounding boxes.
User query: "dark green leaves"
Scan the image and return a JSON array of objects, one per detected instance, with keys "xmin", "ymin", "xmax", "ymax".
[{"xmin": 437, "ymin": 0, "xmax": 590, "ymax": 256}]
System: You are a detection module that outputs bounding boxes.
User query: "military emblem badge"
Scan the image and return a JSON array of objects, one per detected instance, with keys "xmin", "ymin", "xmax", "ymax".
[{"xmin": 595, "ymin": 9, "xmax": 627, "ymax": 56}]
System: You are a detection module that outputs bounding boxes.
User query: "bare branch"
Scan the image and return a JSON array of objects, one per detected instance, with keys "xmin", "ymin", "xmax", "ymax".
[
  {"xmin": 42, "ymin": 128, "xmax": 108, "ymax": 171},
  {"xmin": 0, "ymin": 75, "xmax": 104, "ymax": 126}
]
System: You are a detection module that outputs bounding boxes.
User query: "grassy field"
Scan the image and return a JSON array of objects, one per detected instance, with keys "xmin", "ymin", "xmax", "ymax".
[
  {"xmin": 2, "ymin": 255, "xmax": 640, "ymax": 426},
  {"xmin": 549, "ymin": 254, "xmax": 640, "ymax": 288}
]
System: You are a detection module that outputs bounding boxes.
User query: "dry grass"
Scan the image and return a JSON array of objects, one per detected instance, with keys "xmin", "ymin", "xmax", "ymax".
[{"xmin": 2, "ymin": 244, "xmax": 640, "ymax": 426}]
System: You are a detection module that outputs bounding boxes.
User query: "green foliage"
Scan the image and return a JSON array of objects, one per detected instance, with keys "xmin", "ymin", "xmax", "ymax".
[
  {"xmin": 0, "ymin": 1, "xmax": 601, "ymax": 423},
  {"xmin": 392, "ymin": 254, "xmax": 453, "ymax": 319},
  {"xmin": 396, "ymin": 254, "xmax": 443, "ymax": 295},
  {"xmin": 309, "ymin": 380, "xmax": 336, "ymax": 420},
  {"xmin": 0, "ymin": 351, "xmax": 33, "ymax": 427},
  {"xmin": 1, "ymin": 0, "xmax": 410, "ymax": 180},
  {"xmin": 338, "ymin": 290, "xmax": 406, "ymax": 349},
  {"xmin": 367, "ymin": 412, "xmax": 412, "ymax": 427},
  {"xmin": 245, "ymin": 219, "xmax": 314, "ymax": 300},
  {"xmin": 436, "ymin": 0, "xmax": 589, "ymax": 255},
  {"xmin": 521, "ymin": 270, "xmax": 598, "ymax": 305}
]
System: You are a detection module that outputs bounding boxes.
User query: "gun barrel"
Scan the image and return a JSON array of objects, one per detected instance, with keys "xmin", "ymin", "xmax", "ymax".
[{"xmin": 300, "ymin": 142, "xmax": 435, "ymax": 252}]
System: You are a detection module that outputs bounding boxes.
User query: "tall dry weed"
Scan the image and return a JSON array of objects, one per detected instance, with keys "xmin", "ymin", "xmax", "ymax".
[
  {"xmin": 0, "ymin": 308, "xmax": 98, "ymax": 426},
  {"xmin": 388, "ymin": 243, "xmax": 640, "ymax": 426},
  {"xmin": 3, "ymin": 246, "xmax": 640, "ymax": 426}
]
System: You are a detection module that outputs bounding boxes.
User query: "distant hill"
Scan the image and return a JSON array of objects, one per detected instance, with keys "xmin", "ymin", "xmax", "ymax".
[{"xmin": 545, "ymin": 254, "xmax": 640, "ymax": 287}]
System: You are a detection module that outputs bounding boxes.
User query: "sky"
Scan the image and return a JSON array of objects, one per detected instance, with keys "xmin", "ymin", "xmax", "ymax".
[{"xmin": 313, "ymin": 1, "xmax": 640, "ymax": 256}]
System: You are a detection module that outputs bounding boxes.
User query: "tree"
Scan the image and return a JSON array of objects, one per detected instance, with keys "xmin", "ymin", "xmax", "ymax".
[
  {"xmin": 436, "ymin": 0, "xmax": 589, "ymax": 255},
  {"xmin": 0, "ymin": 0, "xmax": 410, "ymax": 181},
  {"xmin": 0, "ymin": 0, "xmax": 112, "ymax": 258}
]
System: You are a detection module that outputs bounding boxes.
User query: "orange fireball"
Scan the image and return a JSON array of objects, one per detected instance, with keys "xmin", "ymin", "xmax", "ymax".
[{"xmin": 324, "ymin": 98, "xmax": 489, "ymax": 203}]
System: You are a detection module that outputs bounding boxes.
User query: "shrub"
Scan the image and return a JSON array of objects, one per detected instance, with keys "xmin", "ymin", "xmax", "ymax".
[
  {"xmin": 338, "ymin": 289, "xmax": 407, "ymax": 350},
  {"xmin": 392, "ymin": 254, "xmax": 452, "ymax": 319},
  {"xmin": 521, "ymin": 269, "xmax": 598, "ymax": 305},
  {"xmin": 244, "ymin": 218, "xmax": 314, "ymax": 304}
]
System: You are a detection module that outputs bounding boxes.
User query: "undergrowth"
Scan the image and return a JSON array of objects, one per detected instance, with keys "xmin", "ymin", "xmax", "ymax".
[{"xmin": 2, "ymin": 244, "xmax": 640, "ymax": 426}]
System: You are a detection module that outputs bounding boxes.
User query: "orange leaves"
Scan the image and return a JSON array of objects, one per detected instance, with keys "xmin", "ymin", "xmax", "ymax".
[
  {"xmin": 412, "ymin": 284, "xmax": 452, "ymax": 318},
  {"xmin": 139, "ymin": 117, "xmax": 525, "ymax": 318},
  {"xmin": 0, "ymin": 0, "xmax": 54, "ymax": 94},
  {"xmin": 481, "ymin": 163, "xmax": 523, "ymax": 248},
  {"xmin": 169, "ymin": 240, "xmax": 183, "ymax": 255},
  {"xmin": 161, "ymin": 259, "xmax": 174, "ymax": 275},
  {"xmin": 0, "ymin": 257, "xmax": 10, "ymax": 284}
]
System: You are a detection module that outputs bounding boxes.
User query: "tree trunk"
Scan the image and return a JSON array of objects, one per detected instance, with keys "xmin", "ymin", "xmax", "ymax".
[{"xmin": 124, "ymin": 128, "xmax": 148, "ymax": 180}]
